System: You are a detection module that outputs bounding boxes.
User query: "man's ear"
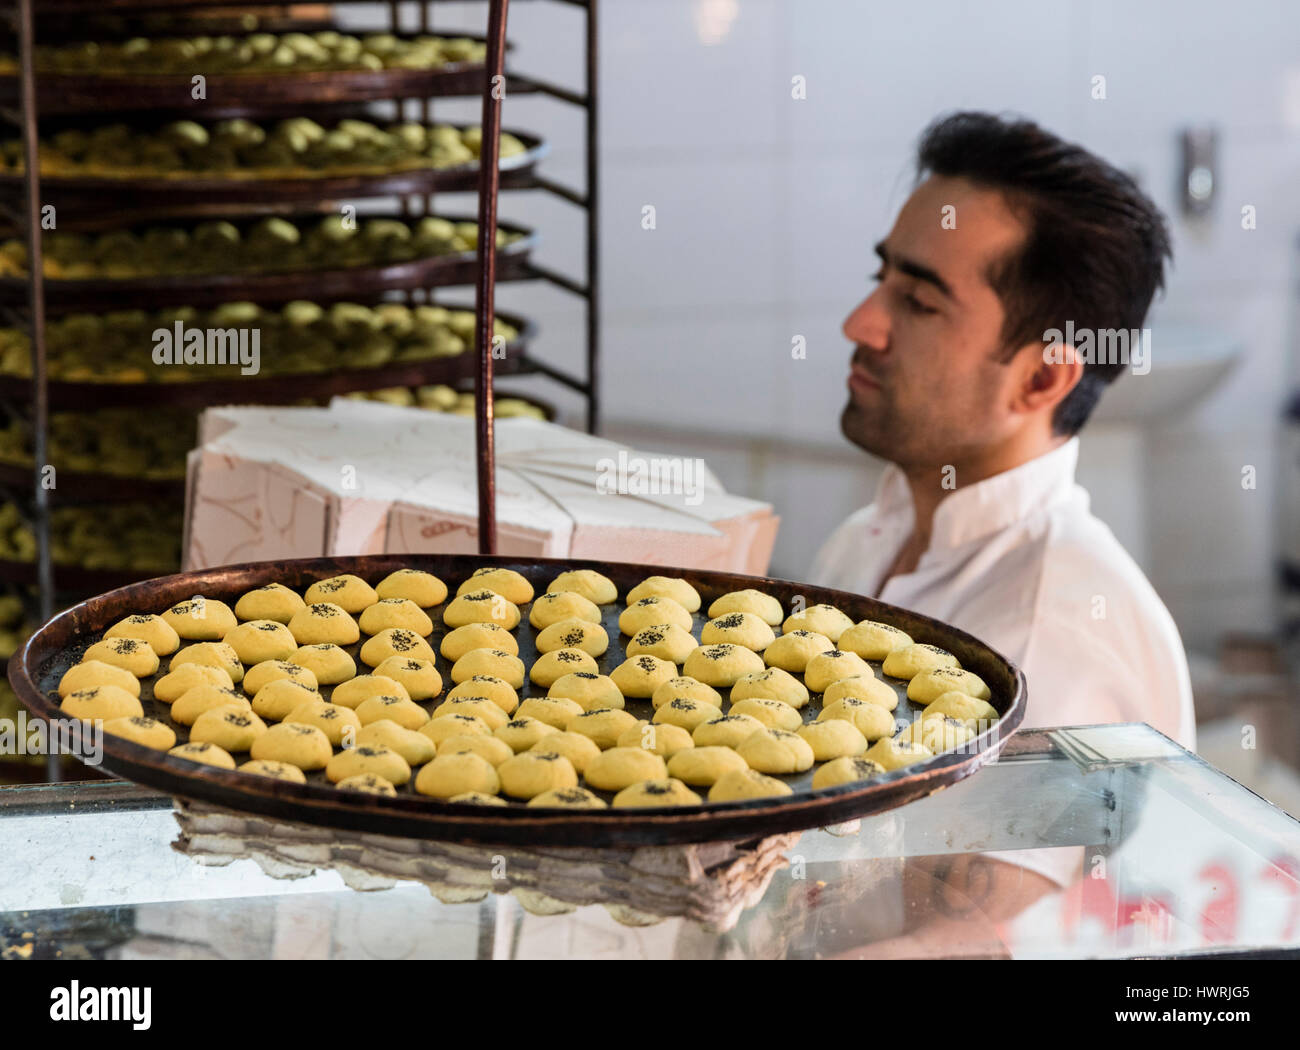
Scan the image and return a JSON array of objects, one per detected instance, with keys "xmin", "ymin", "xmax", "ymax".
[{"xmin": 1010, "ymin": 339, "xmax": 1083, "ymax": 417}]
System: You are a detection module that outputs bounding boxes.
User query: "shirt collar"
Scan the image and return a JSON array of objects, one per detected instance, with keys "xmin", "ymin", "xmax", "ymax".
[{"xmin": 873, "ymin": 437, "xmax": 1081, "ymax": 551}]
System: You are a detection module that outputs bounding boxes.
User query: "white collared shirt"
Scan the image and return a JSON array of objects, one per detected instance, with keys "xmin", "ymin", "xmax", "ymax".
[{"xmin": 809, "ymin": 438, "xmax": 1196, "ymax": 750}]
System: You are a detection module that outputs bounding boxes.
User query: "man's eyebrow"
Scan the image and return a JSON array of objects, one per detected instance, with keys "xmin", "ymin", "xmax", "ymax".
[{"xmin": 874, "ymin": 241, "xmax": 957, "ymax": 302}]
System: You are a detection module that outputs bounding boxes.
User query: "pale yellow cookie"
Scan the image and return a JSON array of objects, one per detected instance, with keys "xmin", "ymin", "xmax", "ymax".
[
  {"xmin": 457, "ymin": 567, "xmax": 534, "ymax": 605},
  {"xmin": 284, "ymin": 699, "xmax": 361, "ymax": 747},
  {"xmin": 736, "ymin": 727, "xmax": 815, "ymax": 773},
  {"xmin": 682, "ymin": 644, "xmax": 765, "ymax": 688},
  {"xmin": 359, "ymin": 627, "xmax": 436, "ymax": 668},
  {"xmin": 729, "ymin": 667, "xmax": 809, "ymax": 709},
  {"xmin": 534, "ymin": 617, "xmax": 609, "ymax": 657},
  {"xmin": 804, "ymin": 649, "xmax": 875, "ymax": 693},
  {"xmin": 922, "ymin": 691, "xmax": 999, "ymax": 726},
  {"xmin": 700, "ymin": 612, "xmax": 776, "ymax": 652},
  {"xmin": 610, "ymin": 653, "xmax": 676, "ymax": 698},
  {"xmin": 440, "ymin": 733, "xmax": 513, "ymax": 767},
  {"xmin": 442, "ymin": 588, "xmax": 521, "ymax": 630},
  {"xmin": 517, "ymin": 695, "xmax": 583, "ymax": 730},
  {"xmin": 105, "ymin": 613, "xmax": 181, "ymax": 656},
  {"xmin": 881, "ymin": 643, "xmax": 960, "ymax": 680},
  {"xmin": 728, "ymin": 697, "xmax": 802, "ymax": 731},
  {"xmin": 448, "ymin": 790, "xmax": 506, "ymax": 805},
  {"xmin": 358, "ymin": 599, "xmax": 434, "ymax": 638},
  {"xmin": 839, "ymin": 620, "xmax": 913, "ymax": 660},
  {"xmin": 650, "ymin": 675, "xmax": 722, "ymax": 711},
  {"xmin": 896, "ymin": 714, "xmax": 978, "ymax": 754},
  {"xmin": 330, "ymin": 673, "xmax": 410, "ymax": 709},
  {"xmin": 862, "ymin": 735, "xmax": 934, "ymax": 771},
  {"xmin": 238, "ymin": 759, "xmax": 307, "ymax": 783},
  {"xmin": 375, "ymin": 568, "xmax": 448, "ymax": 608},
  {"xmin": 304, "ymin": 574, "xmax": 377, "ymax": 614},
  {"xmin": 529, "ymin": 730, "xmax": 602, "ymax": 774},
  {"xmin": 782, "ymin": 603, "xmax": 854, "ymax": 643},
  {"xmin": 289, "ymin": 643, "xmax": 356, "ymax": 685},
  {"xmin": 59, "ymin": 660, "xmax": 141, "ymax": 699},
  {"xmin": 170, "ymin": 641, "xmax": 243, "ymax": 684},
  {"xmin": 356, "ymin": 694, "xmax": 430, "ymax": 730},
  {"xmin": 82, "ymin": 637, "xmax": 159, "ymax": 677},
  {"xmin": 763, "ymin": 630, "xmax": 833, "ymax": 673},
  {"xmin": 103, "ymin": 715, "xmax": 175, "ymax": 750},
  {"xmin": 373, "ymin": 656, "xmax": 442, "ymax": 700},
  {"xmin": 498, "ymin": 750, "xmax": 577, "ymax": 799},
  {"xmin": 234, "ymin": 582, "xmax": 306, "ymax": 624},
  {"xmin": 494, "ymin": 715, "xmax": 558, "ymax": 752},
  {"xmin": 419, "ymin": 713, "xmax": 490, "ymax": 747},
  {"xmin": 529, "ymin": 647, "xmax": 599, "ymax": 687},
  {"xmin": 907, "ymin": 668, "xmax": 992, "ymax": 703},
  {"xmin": 451, "ymin": 648, "xmax": 525, "ymax": 688},
  {"xmin": 190, "ymin": 705, "xmax": 268, "ymax": 752},
  {"xmin": 528, "ymin": 786, "xmax": 608, "ymax": 809},
  {"xmin": 249, "ymin": 721, "xmax": 333, "ymax": 770},
  {"xmin": 566, "ymin": 707, "xmax": 638, "ymax": 750},
  {"xmin": 812, "ymin": 756, "xmax": 886, "ymax": 790},
  {"xmin": 818, "ymin": 697, "xmax": 897, "ymax": 741},
  {"xmin": 242, "ymin": 658, "xmax": 316, "ymax": 697},
  {"xmin": 287, "ymin": 602, "xmax": 360, "ymax": 646},
  {"xmin": 223, "ymin": 619, "xmax": 298, "ymax": 665},
  {"xmin": 797, "ymin": 719, "xmax": 868, "ymax": 761},
  {"xmin": 161, "ymin": 597, "xmax": 237, "ymax": 641},
  {"xmin": 337, "ymin": 773, "xmax": 398, "ymax": 796},
  {"xmin": 528, "ymin": 591, "xmax": 601, "ymax": 630},
  {"xmin": 545, "ymin": 569, "xmax": 617, "ymax": 605},
  {"xmin": 171, "ymin": 684, "xmax": 250, "ymax": 726},
  {"xmin": 824, "ymin": 674, "xmax": 899, "ymax": 711},
  {"xmin": 652, "ymin": 696, "xmax": 723, "ymax": 732},
  {"xmin": 153, "ymin": 663, "xmax": 233, "ymax": 703},
  {"xmin": 692, "ymin": 713, "xmax": 765, "ymax": 749},
  {"xmin": 446, "ymin": 674, "xmax": 518, "ymax": 715},
  {"xmin": 709, "ymin": 768, "xmax": 793, "ymax": 802},
  {"xmin": 615, "ymin": 720, "xmax": 694, "ymax": 759},
  {"xmin": 548, "ymin": 671, "xmax": 623, "ymax": 711},
  {"xmin": 626, "ymin": 576, "xmax": 700, "ymax": 613},
  {"xmin": 168, "ymin": 741, "xmax": 235, "ymax": 769},
  {"xmin": 432, "ymin": 695, "xmax": 509, "ymax": 730},
  {"xmin": 666, "ymin": 746, "xmax": 747, "ymax": 787},
  {"xmin": 61, "ymin": 685, "xmax": 144, "ymax": 723},
  {"xmin": 626, "ymin": 623, "xmax": 698, "ymax": 664},
  {"xmin": 251, "ymin": 678, "xmax": 321, "ymax": 722},
  {"xmin": 612, "ymin": 778, "xmax": 702, "ymax": 808},
  {"xmin": 585, "ymin": 747, "xmax": 668, "ymax": 792},
  {"xmin": 347, "ymin": 725, "xmax": 430, "ymax": 771},
  {"xmin": 327, "ymin": 744, "xmax": 412, "ymax": 786},
  {"xmin": 708, "ymin": 589, "xmax": 783, "ymax": 626},
  {"xmin": 618, "ymin": 596, "xmax": 692, "ymax": 635},
  {"xmin": 439, "ymin": 622, "xmax": 518, "ymax": 661}
]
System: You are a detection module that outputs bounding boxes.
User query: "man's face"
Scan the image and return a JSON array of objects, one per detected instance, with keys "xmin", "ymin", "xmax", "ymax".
[{"xmin": 841, "ymin": 175, "xmax": 1030, "ymax": 469}]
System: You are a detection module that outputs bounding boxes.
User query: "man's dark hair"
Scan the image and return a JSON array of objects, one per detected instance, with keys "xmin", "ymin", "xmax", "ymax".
[{"xmin": 917, "ymin": 111, "xmax": 1172, "ymax": 435}]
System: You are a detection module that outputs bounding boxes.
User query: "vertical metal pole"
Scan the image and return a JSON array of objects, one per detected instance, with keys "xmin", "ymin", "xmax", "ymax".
[
  {"xmin": 15, "ymin": 0, "xmax": 56, "ymax": 781},
  {"xmin": 473, "ymin": 0, "xmax": 510, "ymax": 555},
  {"xmin": 584, "ymin": 0, "xmax": 600, "ymax": 435}
]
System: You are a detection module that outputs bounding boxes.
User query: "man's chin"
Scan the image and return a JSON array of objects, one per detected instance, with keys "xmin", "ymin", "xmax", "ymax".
[{"xmin": 840, "ymin": 401, "xmax": 893, "ymax": 459}]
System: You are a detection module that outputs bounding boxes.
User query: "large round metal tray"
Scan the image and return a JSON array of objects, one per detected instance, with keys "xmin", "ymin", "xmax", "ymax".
[{"xmin": 9, "ymin": 554, "xmax": 1026, "ymax": 848}]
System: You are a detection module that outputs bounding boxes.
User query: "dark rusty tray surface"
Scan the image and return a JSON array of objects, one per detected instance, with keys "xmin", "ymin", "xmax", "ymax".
[{"xmin": 9, "ymin": 554, "xmax": 1026, "ymax": 848}]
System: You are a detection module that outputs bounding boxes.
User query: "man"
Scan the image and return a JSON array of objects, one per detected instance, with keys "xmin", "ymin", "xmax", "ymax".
[{"xmin": 812, "ymin": 111, "xmax": 1195, "ymax": 752}]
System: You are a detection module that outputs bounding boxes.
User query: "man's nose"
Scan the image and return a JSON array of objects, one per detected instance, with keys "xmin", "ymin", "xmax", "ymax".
[{"xmin": 842, "ymin": 288, "xmax": 889, "ymax": 352}]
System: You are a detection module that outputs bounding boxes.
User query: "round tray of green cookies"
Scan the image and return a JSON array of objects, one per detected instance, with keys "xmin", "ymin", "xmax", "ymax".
[{"xmin": 8, "ymin": 554, "xmax": 1026, "ymax": 847}]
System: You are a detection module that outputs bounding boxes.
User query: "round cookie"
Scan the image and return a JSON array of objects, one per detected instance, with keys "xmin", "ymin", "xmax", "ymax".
[
  {"xmin": 168, "ymin": 741, "xmax": 236, "ymax": 769},
  {"xmin": 451, "ymin": 648, "xmax": 525, "ymax": 688},
  {"xmin": 708, "ymin": 589, "xmax": 783, "ymax": 627},
  {"xmin": 839, "ymin": 620, "xmax": 913, "ymax": 660},
  {"xmin": 818, "ymin": 697, "xmax": 897, "ymax": 741},
  {"xmin": 862, "ymin": 735, "xmax": 934, "ymax": 771},
  {"xmin": 666, "ymin": 746, "xmax": 748, "ymax": 787},
  {"xmin": 615, "ymin": 721, "xmax": 694, "ymax": 759},
  {"xmin": 161, "ymin": 597, "xmax": 237, "ymax": 641},
  {"xmin": 626, "ymin": 624, "xmax": 698, "ymax": 664},
  {"xmin": 105, "ymin": 613, "xmax": 180, "ymax": 656},
  {"xmin": 449, "ymin": 790, "xmax": 507, "ymax": 806},
  {"xmin": 433, "ymin": 696, "xmax": 509, "ymax": 731},
  {"xmin": 528, "ymin": 786, "xmax": 608, "ymax": 809},
  {"xmin": 251, "ymin": 678, "xmax": 321, "ymax": 722},
  {"xmin": 358, "ymin": 599, "xmax": 434, "ymax": 638},
  {"xmin": 442, "ymin": 588, "xmax": 521, "ymax": 630},
  {"xmin": 881, "ymin": 643, "xmax": 960, "ymax": 680},
  {"xmin": 729, "ymin": 667, "xmax": 810, "ymax": 709},
  {"xmin": 896, "ymin": 715, "xmax": 977, "ymax": 754},
  {"xmin": 360, "ymin": 627, "xmax": 436, "ymax": 667},
  {"xmin": 804, "ymin": 649, "xmax": 875, "ymax": 693},
  {"xmin": 234, "ymin": 582, "xmax": 306, "ymax": 624},
  {"xmin": 613, "ymin": 778, "xmax": 702, "ymax": 808},
  {"xmin": 618, "ymin": 596, "xmax": 692, "ymax": 635},
  {"xmin": 682, "ymin": 644, "xmax": 765, "ymax": 688},
  {"xmin": 824, "ymin": 674, "xmax": 899, "ymax": 711},
  {"xmin": 171, "ymin": 684, "xmax": 250, "ymax": 726},
  {"xmin": 782, "ymin": 603, "xmax": 854, "ymax": 643},
  {"xmin": 736, "ymin": 727, "xmax": 815, "ymax": 774},
  {"xmin": 494, "ymin": 716, "xmax": 558, "ymax": 752},
  {"xmin": 419, "ymin": 714, "xmax": 491, "ymax": 747},
  {"xmin": 289, "ymin": 643, "xmax": 357, "ymax": 686},
  {"xmin": 610, "ymin": 654, "xmax": 677, "ymax": 699},
  {"xmin": 692, "ymin": 713, "xmax": 765, "ymax": 749},
  {"xmin": 762, "ymin": 630, "xmax": 833, "ymax": 673},
  {"xmin": 923, "ymin": 691, "xmax": 999, "ymax": 726},
  {"xmin": 103, "ymin": 715, "xmax": 175, "ymax": 750},
  {"xmin": 243, "ymin": 659, "xmax": 316, "ymax": 697},
  {"xmin": 375, "ymin": 569, "xmax": 448, "ymax": 608},
  {"xmin": 250, "ymin": 721, "xmax": 333, "ymax": 770},
  {"xmin": 373, "ymin": 656, "xmax": 442, "ymax": 700},
  {"xmin": 700, "ymin": 612, "xmax": 776, "ymax": 652},
  {"xmin": 652, "ymin": 696, "xmax": 724, "ymax": 732},
  {"xmin": 155, "ymin": 662, "xmax": 233, "ymax": 703},
  {"xmin": 287, "ymin": 602, "xmax": 360, "ymax": 646},
  {"xmin": 59, "ymin": 660, "xmax": 141, "ymax": 699},
  {"xmin": 584, "ymin": 747, "xmax": 668, "ymax": 792},
  {"xmin": 61, "ymin": 685, "xmax": 143, "ymax": 723},
  {"xmin": 238, "ymin": 759, "xmax": 306, "ymax": 784},
  {"xmin": 517, "ymin": 695, "xmax": 583, "ymax": 730},
  {"xmin": 728, "ymin": 697, "xmax": 802, "ymax": 731},
  {"xmin": 284, "ymin": 699, "xmax": 361, "ymax": 747},
  {"xmin": 650, "ymin": 675, "xmax": 721, "ymax": 711},
  {"xmin": 190, "ymin": 705, "xmax": 268, "ymax": 752},
  {"xmin": 82, "ymin": 637, "xmax": 159, "ymax": 677},
  {"xmin": 566, "ymin": 707, "xmax": 638, "ymax": 750},
  {"xmin": 906, "ymin": 668, "xmax": 992, "ymax": 703},
  {"xmin": 534, "ymin": 617, "xmax": 609, "ymax": 657},
  {"xmin": 529, "ymin": 647, "xmax": 599, "ymax": 688},
  {"xmin": 545, "ymin": 569, "xmax": 617, "ymax": 605},
  {"xmin": 331, "ymin": 673, "xmax": 410, "ymax": 709},
  {"xmin": 304, "ymin": 574, "xmax": 378, "ymax": 614},
  {"xmin": 529, "ymin": 730, "xmax": 601, "ymax": 774},
  {"xmin": 498, "ymin": 751, "xmax": 577, "ymax": 799},
  {"xmin": 170, "ymin": 642, "xmax": 243, "ymax": 684},
  {"xmin": 447, "ymin": 675, "xmax": 518, "ymax": 716},
  {"xmin": 327, "ymin": 744, "xmax": 412, "ymax": 786},
  {"xmin": 223, "ymin": 619, "xmax": 298, "ymax": 665},
  {"xmin": 441, "ymin": 734, "xmax": 513, "ymax": 767},
  {"xmin": 625, "ymin": 576, "xmax": 700, "ymax": 613},
  {"xmin": 548, "ymin": 671, "xmax": 623, "ymax": 711},
  {"xmin": 356, "ymin": 694, "xmax": 430, "ymax": 730},
  {"xmin": 528, "ymin": 591, "xmax": 601, "ymax": 630},
  {"xmin": 337, "ymin": 773, "xmax": 398, "ymax": 796},
  {"xmin": 797, "ymin": 719, "xmax": 868, "ymax": 761},
  {"xmin": 812, "ymin": 756, "xmax": 887, "ymax": 790},
  {"xmin": 440, "ymin": 622, "xmax": 518, "ymax": 661},
  {"xmin": 709, "ymin": 768, "xmax": 793, "ymax": 802},
  {"xmin": 457, "ymin": 567, "xmax": 535, "ymax": 605}
]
